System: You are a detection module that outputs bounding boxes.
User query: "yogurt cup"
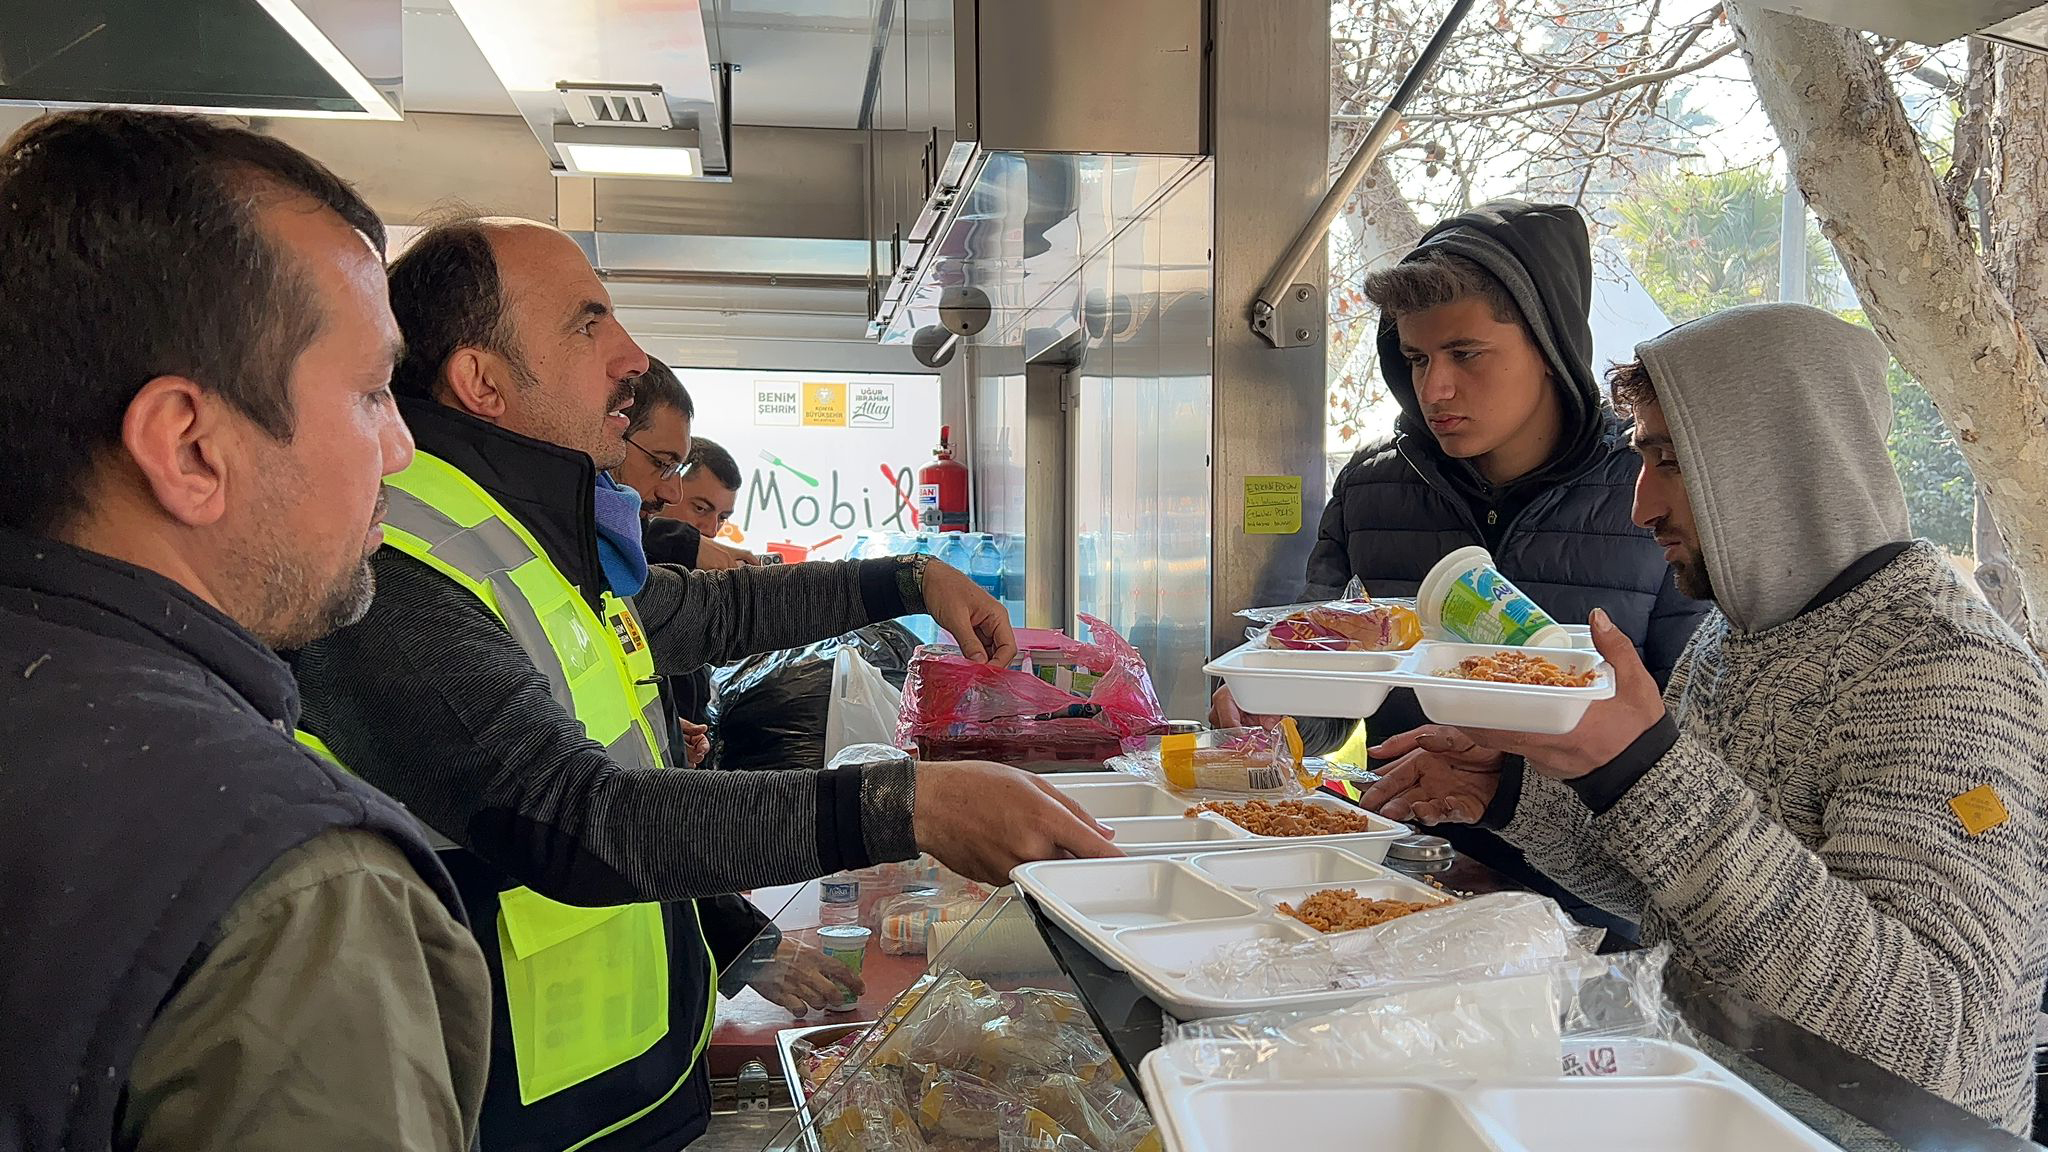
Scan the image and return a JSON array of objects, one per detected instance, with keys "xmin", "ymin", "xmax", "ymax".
[
  {"xmin": 817, "ymin": 925, "xmax": 872, "ymax": 1010},
  {"xmin": 1416, "ymin": 546, "xmax": 1570, "ymax": 649}
]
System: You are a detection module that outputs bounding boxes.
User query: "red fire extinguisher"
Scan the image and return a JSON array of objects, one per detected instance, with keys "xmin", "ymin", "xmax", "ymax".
[{"xmin": 915, "ymin": 425, "xmax": 971, "ymax": 533}]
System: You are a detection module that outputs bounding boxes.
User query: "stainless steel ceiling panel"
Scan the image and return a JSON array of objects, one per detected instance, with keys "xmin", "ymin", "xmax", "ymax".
[
  {"xmin": 449, "ymin": 0, "xmax": 722, "ymax": 172},
  {"xmin": 0, "ymin": 0, "xmax": 402, "ymax": 119}
]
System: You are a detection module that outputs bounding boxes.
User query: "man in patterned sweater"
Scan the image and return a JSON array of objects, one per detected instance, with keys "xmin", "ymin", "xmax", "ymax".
[{"xmin": 1363, "ymin": 303, "xmax": 2048, "ymax": 1132}]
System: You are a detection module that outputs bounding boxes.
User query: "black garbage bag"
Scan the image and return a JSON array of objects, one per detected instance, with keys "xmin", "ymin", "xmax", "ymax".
[{"xmin": 708, "ymin": 621, "xmax": 921, "ymax": 772}]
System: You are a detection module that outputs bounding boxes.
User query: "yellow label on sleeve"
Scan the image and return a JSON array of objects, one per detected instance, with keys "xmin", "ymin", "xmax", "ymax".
[{"xmin": 1949, "ymin": 785, "xmax": 2010, "ymax": 836}]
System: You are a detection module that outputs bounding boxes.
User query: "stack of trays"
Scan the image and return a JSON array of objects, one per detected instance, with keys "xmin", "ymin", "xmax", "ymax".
[
  {"xmin": 1048, "ymin": 777, "xmax": 1407, "ymax": 860},
  {"xmin": 1204, "ymin": 640, "xmax": 1613, "ymax": 733},
  {"xmin": 1012, "ymin": 845, "xmax": 1451, "ymax": 1017},
  {"xmin": 1138, "ymin": 1039, "xmax": 1840, "ymax": 1152}
]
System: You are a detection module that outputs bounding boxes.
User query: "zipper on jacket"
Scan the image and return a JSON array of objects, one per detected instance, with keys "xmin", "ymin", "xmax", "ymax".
[{"xmin": 1395, "ymin": 425, "xmax": 1625, "ymax": 554}]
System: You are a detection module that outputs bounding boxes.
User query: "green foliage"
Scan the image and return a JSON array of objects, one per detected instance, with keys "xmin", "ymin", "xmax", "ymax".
[
  {"xmin": 1612, "ymin": 166, "xmax": 1842, "ymax": 317},
  {"xmin": 1617, "ymin": 170, "xmax": 1978, "ymax": 554}
]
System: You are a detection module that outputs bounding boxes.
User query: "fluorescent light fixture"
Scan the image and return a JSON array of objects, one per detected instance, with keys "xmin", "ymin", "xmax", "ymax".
[
  {"xmin": 251, "ymin": 0, "xmax": 403, "ymax": 120},
  {"xmin": 558, "ymin": 142, "xmax": 702, "ymax": 178}
]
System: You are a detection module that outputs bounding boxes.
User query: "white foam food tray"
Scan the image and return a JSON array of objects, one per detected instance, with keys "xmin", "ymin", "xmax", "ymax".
[
  {"xmin": 1013, "ymin": 846, "xmax": 1453, "ymax": 1014},
  {"xmin": 1138, "ymin": 1039, "xmax": 1836, "ymax": 1152},
  {"xmin": 1049, "ymin": 779, "xmax": 1407, "ymax": 861},
  {"xmin": 1205, "ymin": 639, "xmax": 1614, "ymax": 734}
]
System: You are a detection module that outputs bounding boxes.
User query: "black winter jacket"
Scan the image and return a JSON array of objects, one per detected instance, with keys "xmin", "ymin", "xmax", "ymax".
[
  {"xmin": 1301, "ymin": 416, "xmax": 1709, "ymax": 754},
  {"xmin": 1299, "ymin": 200, "xmax": 1710, "ymax": 756}
]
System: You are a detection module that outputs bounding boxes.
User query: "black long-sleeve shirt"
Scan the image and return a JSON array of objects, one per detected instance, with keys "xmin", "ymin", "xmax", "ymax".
[{"xmin": 296, "ymin": 555, "xmax": 924, "ymax": 905}]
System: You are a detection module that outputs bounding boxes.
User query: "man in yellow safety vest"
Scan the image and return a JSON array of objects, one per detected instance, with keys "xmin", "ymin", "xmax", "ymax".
[{"xmin": 293, "ymin": 215, "xmax": 1119, "ymax": 1152}]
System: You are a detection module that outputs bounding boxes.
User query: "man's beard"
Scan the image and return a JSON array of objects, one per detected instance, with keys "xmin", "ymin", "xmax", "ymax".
[
  {"xmin": 246, "ymin": 544, "xmax": 379, "ymax": 651},
  {"xmin": 1673, "ymin": 549, "xmax": 1716, "ymax": 603},
  {"xmin": 239, "ymin": 487, "xmax": 386, "ymax": 651}
]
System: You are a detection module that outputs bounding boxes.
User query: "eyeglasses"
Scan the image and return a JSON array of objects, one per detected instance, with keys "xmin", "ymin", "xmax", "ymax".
[{"xmin": 627, "ymin": 436, "xmax": 685, "ymax": 480}]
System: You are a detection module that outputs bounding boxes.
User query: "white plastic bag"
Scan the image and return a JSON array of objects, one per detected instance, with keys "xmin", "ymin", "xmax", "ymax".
[{"xmin": 824, "ymin": 648, "xmax": 903, "ymax": 760}]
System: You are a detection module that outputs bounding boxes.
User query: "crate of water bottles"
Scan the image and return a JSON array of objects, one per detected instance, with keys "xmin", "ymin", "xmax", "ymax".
[{"xmin": 851, "ymin": 529, "xmax": 1024, "ymax": 639}]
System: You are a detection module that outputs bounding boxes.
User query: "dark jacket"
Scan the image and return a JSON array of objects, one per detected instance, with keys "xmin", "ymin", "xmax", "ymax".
[
  {"xmin": 295, "ymin": 398, "xmax": 925, "ymax": 1152},
  {"xmin": 1300, "ymin": 201, "xmax": 1708, "ymax": 756},
  {"xmin": 641, "ymin": 519, "xmax": 715, "ymax": 743},
  {"xmin": 643, "ymin": 516, "xmax": 704, "ymax": 569},
  {"xmin": 1304, "ymin": 417, "xmax": 1706, "ymax": 752},
  {"xmin": 0, "ymin": 533, "xmax": 474, "ymax": 1151}
]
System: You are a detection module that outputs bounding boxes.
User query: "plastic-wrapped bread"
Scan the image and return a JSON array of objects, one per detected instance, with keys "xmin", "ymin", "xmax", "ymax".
[{"xmin": 1266, "ymin": 600, "xmax": 1423, "ymax": 652}]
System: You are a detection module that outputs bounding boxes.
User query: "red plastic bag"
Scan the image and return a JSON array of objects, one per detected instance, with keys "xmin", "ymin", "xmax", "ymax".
[{"xmin": 896, "ymin": 615, "xmax": 1167, "ymax": 764}]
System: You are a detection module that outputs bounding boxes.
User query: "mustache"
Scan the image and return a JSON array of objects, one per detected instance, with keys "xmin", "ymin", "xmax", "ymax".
[
  {"xmin": 374, "ymin": 487, "xmax": 391, "ymax": 525},
  {"xmin": 607, "ymin": 381, "xmax": 634, "ymax": 412}
]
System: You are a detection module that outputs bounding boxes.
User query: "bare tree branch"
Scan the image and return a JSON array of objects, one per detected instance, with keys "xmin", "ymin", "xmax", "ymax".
[
  {"xmin": 1335, "ymin": 40, "xmax": 1738, "ymax": 124},
  {"xmin": 1943, "ymin": 39, "xmax": 1994, "ymax": 243}
]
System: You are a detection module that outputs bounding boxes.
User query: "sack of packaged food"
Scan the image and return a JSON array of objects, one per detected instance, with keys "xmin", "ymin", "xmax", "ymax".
[{"xmin": 897, "ymin": 615, "xmax": 1167, "ymax": 765}]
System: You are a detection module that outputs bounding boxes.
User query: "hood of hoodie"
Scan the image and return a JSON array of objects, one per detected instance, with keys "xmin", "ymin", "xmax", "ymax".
[
  {"xmin": 1636, "ymin": 303, "xmax": 1910, "ymax": 635},
  {"xmin": 1377, "ymin": 200, "xmax": 1608, "ymax": 494}
]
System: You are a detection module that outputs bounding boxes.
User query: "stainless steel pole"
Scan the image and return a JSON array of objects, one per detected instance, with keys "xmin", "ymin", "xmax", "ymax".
[{"xmin": 1251, "ymin": 0, "xmax": 1475, "ymax": 347}]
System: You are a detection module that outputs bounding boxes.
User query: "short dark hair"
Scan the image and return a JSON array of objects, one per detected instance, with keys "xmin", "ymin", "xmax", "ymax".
[
  {"xmin": 386, "ymin": 216, "xmax": 520, "ymax": 401},
  {"xmin": 624, "ymin": 361, "xmax": 694, "ymax": 435},
  {"xmin": 0, "ymin": 108, "xmax": 383, "ymax": 536},
  {"xmin": 683, "ymin": 437, "xmax": 743, "ymax": 491},
  {"xmin": 1365, "ymin": 248, "xmax": 1523, "ymax": 327},
  {"xmin": 1607, "ymin": 359, "xmax": 1658, "ymax": 416}
]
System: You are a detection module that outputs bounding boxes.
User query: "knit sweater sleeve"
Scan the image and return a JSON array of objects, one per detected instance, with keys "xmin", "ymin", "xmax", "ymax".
[
  {"xmin": 1496, "ymin": 767, "xmax": 1651, "ymax": 919},
  {"xmin": 294, "ymin": 553, "xmax": 919, "ymax": 905},
  {"xmin": 1587, "ymin": 625, "xmax": 2048, "ymax": 1109}
]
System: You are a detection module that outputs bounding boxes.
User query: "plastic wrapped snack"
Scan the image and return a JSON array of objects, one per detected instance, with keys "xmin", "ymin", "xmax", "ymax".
[
  {"xmin": 1187, "ymin": 891, "xmax": 1597, "ymax": 1000},
  {"xmin": 818, "ymin": 1075, "xmax": 928, "ymax": 1152},
  {"xmin": 1259, "ymin": 599, "xmax": 1424, "ymax": 652},
  {"xmin": 1109, "ymin": 725, "xmax": 1316, "ymax": 796},
  {"xmin": 1160, "ymin": 946, "xmax": 1680, "ymax": 1086},
  {"xmin": 880, "ymin": 892, "xmax": 985, "ymax": 956},
  {"xmin": 895, "ymin": 977, "xmax": 1004, "ymax": 1070},
  {"xmin": 916, "ymin": 1068, "xmax": 1010, "ymax": 1140}
]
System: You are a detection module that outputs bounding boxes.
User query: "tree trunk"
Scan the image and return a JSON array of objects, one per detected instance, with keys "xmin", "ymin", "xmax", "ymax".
[
  {"xmin": 1988, "ymin": 45, "xmax": 2048, "ymax": 360},
  {"xmin": 1726, "ymin": 2, "xmax": 2048, "ymax": 653}
]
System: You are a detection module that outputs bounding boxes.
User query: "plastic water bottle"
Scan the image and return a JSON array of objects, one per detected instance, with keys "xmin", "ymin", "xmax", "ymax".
[
  {"xmin": 969, "ymin": 534, "xmax": 1005, "ymax": 600},
  {"xmin": 1001, "ymin": 533, "xmax": 1027, "ymax": 625},
  {"xmin": 936, "ymin": 531, "xmax": 971, "ymax": 575}
]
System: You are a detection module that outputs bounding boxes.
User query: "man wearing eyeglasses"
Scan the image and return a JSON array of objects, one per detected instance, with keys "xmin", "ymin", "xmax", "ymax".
[{"xmin": 613, "ymin": 360, "xmax": 758, "ymax": 573}]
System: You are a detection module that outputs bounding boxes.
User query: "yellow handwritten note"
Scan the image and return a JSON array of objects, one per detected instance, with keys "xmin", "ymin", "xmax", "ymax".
[{"xmin": 1244, "ymin": 475, "xmax": 1302, "ymax": 535}]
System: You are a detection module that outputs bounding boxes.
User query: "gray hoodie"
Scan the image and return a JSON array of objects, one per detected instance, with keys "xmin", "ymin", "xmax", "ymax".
[
  {"xmin": 1635, "ymin": 303, "xmax": 1910, "ymax": 632},
  {"xmin": 1487, "ymin": 303, "xmax": 2048, "ymax": 1131}
]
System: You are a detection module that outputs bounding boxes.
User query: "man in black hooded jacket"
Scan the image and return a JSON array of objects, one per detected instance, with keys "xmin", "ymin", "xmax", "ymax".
[{"xmin": 1214, "ymin": 201, "xmax": 1707, "ymax": 928}]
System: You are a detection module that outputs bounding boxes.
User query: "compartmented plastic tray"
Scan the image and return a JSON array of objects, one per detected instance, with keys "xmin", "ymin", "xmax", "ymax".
[
  {"xmin": 1050, "ymin": 778, "xmax": 1407, "ymax": 861},
  {"xmin": 1206, "ymin": 639, "xmax": 1614, "ymax": 733},
  {"xmin": 1138, "ymin": 1039, "xmax": 1836, "ymax": 1152},
  {"xmin": 1013, "ymin": 845, "xmax": 1451, "ymax": 1014}
]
